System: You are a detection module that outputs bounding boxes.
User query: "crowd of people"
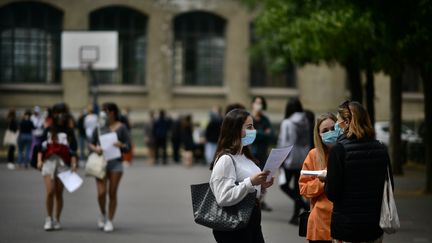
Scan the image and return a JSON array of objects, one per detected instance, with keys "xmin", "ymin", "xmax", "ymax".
[{"xmin": 2, "ymin": 98, "xmax": 393, "ymax": 243}]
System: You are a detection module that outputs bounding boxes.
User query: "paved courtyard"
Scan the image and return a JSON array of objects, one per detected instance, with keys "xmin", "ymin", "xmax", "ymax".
[{"xmin": 0, "ymin": 160, "xmax": 431, "ymax": 243}]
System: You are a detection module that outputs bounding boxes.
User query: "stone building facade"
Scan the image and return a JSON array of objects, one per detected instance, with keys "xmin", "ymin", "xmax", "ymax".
[{"xmin": 0, "ymin": 0, "xmax": 424, "ymax": 124}]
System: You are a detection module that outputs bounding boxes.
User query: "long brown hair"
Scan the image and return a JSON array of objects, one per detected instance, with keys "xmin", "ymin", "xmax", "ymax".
[
  {"xmin": 314, "ymin": 113, "xmax": 337, "ymax": 169},
  {"xmin": 210, "ymin": 109, "xmax": 258, "ymax": 170},
  {"xmin": 338, "ymin": 100, "xmax": 375, "ymax": 140}
]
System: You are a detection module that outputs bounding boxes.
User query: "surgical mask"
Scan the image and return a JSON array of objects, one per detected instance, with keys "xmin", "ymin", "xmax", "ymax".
[
  {"xmin": 321, "ymin": 130, "xmax": 339, "ymax": 145},
  {"xmin": 334, "ymin": 122, "xmax": 344, "ymax": 137},
  {"xmin": 242, "ymin": 129, "xmax": 256, "ymax": 146},
  {"xmin": 321, "ymin": 122, "xmax": 344, "ymax": 145},
  {"xmin": 253, "ymin": 103, "xmax": 263, "ymax": 112}
]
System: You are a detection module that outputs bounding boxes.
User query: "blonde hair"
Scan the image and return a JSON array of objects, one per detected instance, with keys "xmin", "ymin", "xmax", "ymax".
[
  {"xmin": 314, "ymin": 113, "xmax": 337, "ymax": 169},
  {"xmin": 338, "ymin": 101, "xmax": 375, "ymax": 140}
]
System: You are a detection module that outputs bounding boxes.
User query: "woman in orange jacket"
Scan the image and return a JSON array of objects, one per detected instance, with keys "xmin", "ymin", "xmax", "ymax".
[{"xmin": 299, "ymin": 113, "xmax": 336, "ymax": 243}]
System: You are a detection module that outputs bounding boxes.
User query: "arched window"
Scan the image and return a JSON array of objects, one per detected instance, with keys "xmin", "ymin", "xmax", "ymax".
[
  {"xmin": 174, "ymin": 11, "xmax": 226, "ymax": 86},
  {"xmin": 0, "ymin": 2, "xmax": 63, "ymax": 83},
  {"xmin": 90, "ymin": 6, "xmax": 147, "ymax": 85},
  {"xmin": 249, "ymin": 22, "xmax": 296, "ymax": 88}
]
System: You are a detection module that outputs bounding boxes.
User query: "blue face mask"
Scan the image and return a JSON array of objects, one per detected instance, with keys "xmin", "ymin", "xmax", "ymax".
[
  {"xmin": 321, "ymin": 122, "xmax": 344, "ymax": 145},
  {"xmin": 334, "ymin": 122, "xmax": 344, "ymax": 137},
  {"xmin": 242, "ymin": 129, "xmax": 256, "ymax": 146},
  {"xmin": 321, "ymin": 130, "xmax": 339, "ymax": 145}
]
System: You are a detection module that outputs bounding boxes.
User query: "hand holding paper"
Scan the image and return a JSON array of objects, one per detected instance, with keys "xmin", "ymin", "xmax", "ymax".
[
  {"xmin": 263, "ymin": 146, "xmax": 293, "ymax": 182},
  {"xmin": 99, "ymin": 132, "xmax": 121, "ymax": 161},
  {"xmin": 57, "ymin": 170, "xmax": 83, "ymax": 193}
]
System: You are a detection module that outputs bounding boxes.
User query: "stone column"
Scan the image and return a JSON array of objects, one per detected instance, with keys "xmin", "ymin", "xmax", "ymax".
[
  {"xmin": 61, "ymin": 5, "xmax": 90, "ymax": 110},
  {"xmin": 297, "ymin": 63, "xmax": 346, "ymax": 113},
  {"xmin": 224, "ymin": 11, "xmax": 250, "ymax": 105},
  {"xmin": 146, "ymin": 11, "xmax": 173, "ymax": 110}
]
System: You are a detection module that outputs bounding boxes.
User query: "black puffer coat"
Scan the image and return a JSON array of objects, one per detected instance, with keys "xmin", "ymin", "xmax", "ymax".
[{"xmin": 325, "ymin": 134, "xmax": 393, "ymax": 242}]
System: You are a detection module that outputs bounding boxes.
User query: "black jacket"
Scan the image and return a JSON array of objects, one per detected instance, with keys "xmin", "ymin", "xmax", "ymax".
[{"xmin": 325, "ymin": 134, "xmax": 392, "ymax": 242}]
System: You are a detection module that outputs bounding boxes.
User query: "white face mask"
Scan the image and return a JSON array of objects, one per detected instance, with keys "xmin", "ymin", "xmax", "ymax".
[{"xmin": 253, "ymin": 103, "xmax": 263, "ymax": 112}]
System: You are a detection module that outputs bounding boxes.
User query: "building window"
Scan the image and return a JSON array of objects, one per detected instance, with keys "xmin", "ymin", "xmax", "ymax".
[
  {"xmin": 0, "ymin": 2, "xmax": 62, "ymax": 84},
  {"xmin": 249, "ymin": 23, "xmax": 296, "ymax": 88},
  {"xmin": 174, "ymin": 11, "xmax": 226, "ymax": 86},
  {"xmin": 90, "ymin": 6, "xmax": 147, "ymax": 85}
]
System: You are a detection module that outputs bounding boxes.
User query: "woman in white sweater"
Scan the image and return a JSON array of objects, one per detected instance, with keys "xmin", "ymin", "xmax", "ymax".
[{"xmin": 209, "ymin": 108, "xmax": 274, "ymax": 243}]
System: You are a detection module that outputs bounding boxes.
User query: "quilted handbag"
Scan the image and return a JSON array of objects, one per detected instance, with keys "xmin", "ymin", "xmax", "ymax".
[
  {"xmin": 379, "ymin": 165, "xmax": 400, "ymax": 234},
  {"xmin": 190, "ymin": 154, "xmax": 257, "ymax": 231}
]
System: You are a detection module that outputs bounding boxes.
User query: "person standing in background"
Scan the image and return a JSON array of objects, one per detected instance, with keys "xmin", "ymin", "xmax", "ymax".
[
  {"xmin": 84, "ymin": 105, "xmax": 98, "ymax": 143},
  {"xmin": 76, "ymin": 108, "xmax": 88, "ymax": 164},
  {"xmin": 181, "ymin": 114, "xmax": 195, "ymax": 167},
  {"xmin": 170, "ymin": 115, "xmax": 182, "ymax": 164},
  {"xmin": 30, "ymin": 106, "xmax": 44, "ymax": 162},
  {"xmin": 299, "ymin": 113, "xmax": 337, "ymax": 242},
  {"xmin": 17, "ymin": 110, "xmax": 34, "ymax": 169},
  {"xmin": 250, "ymin": 96, "xmax": 274, "ymax": 212},
  {"xmin": 120, "ymin": 107, "xmax": 133, "ymax": 165},
  {"xmin": 5, "ymin": 109, "xmax": 18, "ymax": 170},
  {"xmin": 143, "ymin": 110, "xmax": 156, "ymax": 165},
  {"xmin": 153, "ymin": 110, "xmax": 171, "ymax": 165},
  {"xmin": 204, "ymin": 106, "xmax": 223, "ymax": 164},
  {"xmin": 278, "ymin": 97, "xmax": 311, "ymax": 225}
]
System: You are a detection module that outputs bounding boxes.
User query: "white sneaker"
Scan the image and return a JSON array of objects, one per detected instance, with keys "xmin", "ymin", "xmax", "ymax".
[
  {"xmin": 44, "ymin": 217, "xmax": 53, "ymax": 231},
  {"xmin": 53, "ymin": 220, "xmax": 62, "ymax": 230},
  {"xmin": 6, "ymin": 162, "xmax": 15, "ymax": 170},
  {"xmin": 97, "ymin": 215, "xmax": 106, "ymax": 229},
  {"xmin": 103, "ymin": 220, "xmax": 114, "ymax": 232}
]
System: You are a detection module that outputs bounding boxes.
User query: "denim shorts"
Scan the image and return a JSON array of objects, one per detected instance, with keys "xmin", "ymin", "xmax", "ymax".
[{"xmin": 106, "ymin": 159, "xmax": 123, "ymax": 172}]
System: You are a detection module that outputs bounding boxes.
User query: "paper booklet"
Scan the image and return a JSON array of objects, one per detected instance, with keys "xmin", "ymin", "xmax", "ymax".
[
  {"xmin": 263, "ymin": 146, "xmax": 293, "ymax": 182},
  {"xmin": 300, "ymin": 170, "xmax": 326, "ymax": 176}
]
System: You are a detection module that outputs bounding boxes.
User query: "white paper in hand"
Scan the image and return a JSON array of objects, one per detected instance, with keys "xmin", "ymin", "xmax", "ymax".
[
  {"xmin": 57, "ymin": 171, "xmax": 83, "ymax": 193},
  {"xmin": 263, "ymin": 146, "xmax": 293, "ymax": 182},
  {"xmin": 99, "ymin": 132, "xmax": 121, "ymax": 161},
  {"xmin": 300, "ymin": 170, "xmax": 326, "ymax": 176}
]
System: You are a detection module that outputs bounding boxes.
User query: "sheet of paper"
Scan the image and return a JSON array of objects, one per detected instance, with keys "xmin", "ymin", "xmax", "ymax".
[
  {"xmin": 300, "ymin": 170, "xmax": 326, "ymax": 176},
  {"xmin": 57, "ymin": 171, "xmax": 83, "ymax": 193},
  {"xmin": 99, "ymin": 132, "xmax": 121, "ymax": 161},
  {"xmin": 263, "ymin": 146, "xmax": 293, "ymax": 182}
]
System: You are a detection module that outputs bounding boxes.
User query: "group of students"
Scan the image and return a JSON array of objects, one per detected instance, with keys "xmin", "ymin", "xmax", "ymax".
[
  {"xmin": 208, "ymin": 100, "xmax": 393, "ymax": 243},
  {"xmin": 29, "ymin": 102, "xmax": 130, "ymax": 232}
]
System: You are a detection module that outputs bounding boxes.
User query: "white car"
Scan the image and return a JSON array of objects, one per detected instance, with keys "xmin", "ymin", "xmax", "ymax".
[{"xmin": 374, "ymin": 121, "xmax": 422, "ymax": 146}]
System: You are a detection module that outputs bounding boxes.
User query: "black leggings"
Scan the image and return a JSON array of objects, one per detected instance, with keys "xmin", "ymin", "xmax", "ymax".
[
  {"xmin": 7, "ymin": 145, "xmax": 15, "ymax": 162},
  {"xmin": 213, "ymin": 203, "xmax": 264, "ymax": 243},
  {"xmin": 280, "ymin": 168, "xmax": 309, "ymax": 217}
]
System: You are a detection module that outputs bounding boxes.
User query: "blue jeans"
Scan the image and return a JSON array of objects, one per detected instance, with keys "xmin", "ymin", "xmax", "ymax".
[{"xmin": 18, "ymin": 133, "xmax": 32, "ymax": 166}]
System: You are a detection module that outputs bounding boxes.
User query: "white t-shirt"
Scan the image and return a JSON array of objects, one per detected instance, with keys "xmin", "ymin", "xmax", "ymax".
[
  {"xmin": 210, "ymin": 154, "xmax": 261, "ymax": 207},
  {"xmin": 84, "ymin": 114, "xmax": 98, "ymax": 140}
]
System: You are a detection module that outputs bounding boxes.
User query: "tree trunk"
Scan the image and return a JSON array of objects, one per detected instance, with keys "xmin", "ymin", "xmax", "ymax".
[
  {"xmin": 420, "ymin": 68, "xmax": 432, "ymax": 193},
  {"xmin": 365, "ymin": 62, "xmax": 375, "ymax": 125},
  {"xmin": 345, "ymin": 59, "xmax": 363, "ymax": 103},
  {"xmin": 390, "ymin": 74, "xmax": 403, "ymax": 175}
]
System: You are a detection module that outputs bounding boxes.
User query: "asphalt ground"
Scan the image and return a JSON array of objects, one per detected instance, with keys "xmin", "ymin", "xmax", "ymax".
[{"xmin": 0, "ymin": 160, "xmax": 431, "ymax": 243}]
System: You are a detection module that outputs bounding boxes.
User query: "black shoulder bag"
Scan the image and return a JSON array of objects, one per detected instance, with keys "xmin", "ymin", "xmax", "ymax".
[{"xmin": 190, "ymin": 154, "xmax": 257, "ymax": 231}]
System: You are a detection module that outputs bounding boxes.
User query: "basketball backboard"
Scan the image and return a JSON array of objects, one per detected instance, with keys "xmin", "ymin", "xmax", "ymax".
[{"xmin": 61, "ymin": 31, "xmax": 118, "ymax": 70}]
